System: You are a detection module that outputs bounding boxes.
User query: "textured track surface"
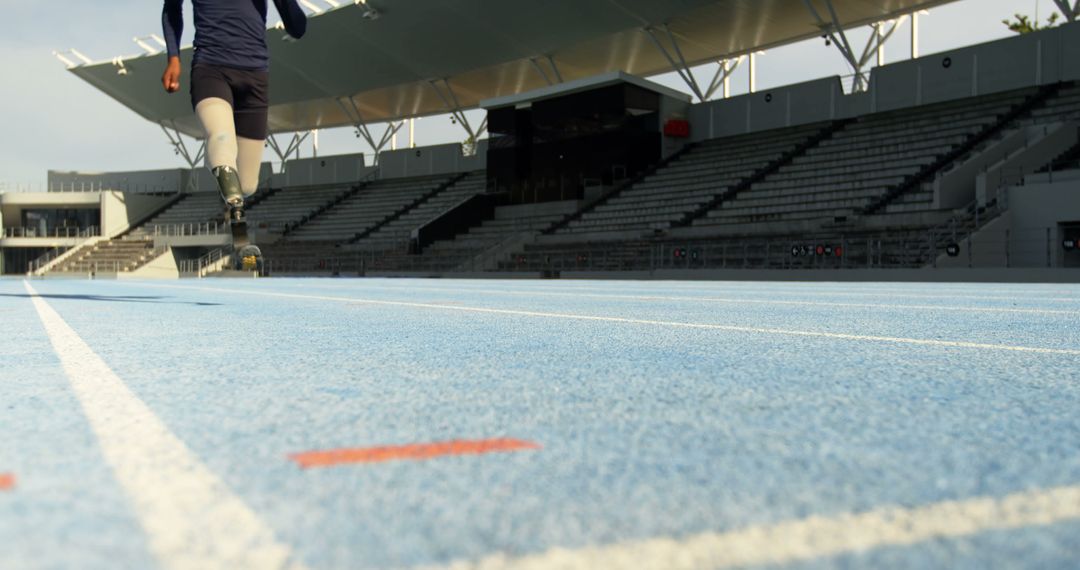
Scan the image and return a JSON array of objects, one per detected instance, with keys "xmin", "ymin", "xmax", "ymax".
[{"xmin": 2, "ymin": 277, "xmax": 1079, "ymax": 570}]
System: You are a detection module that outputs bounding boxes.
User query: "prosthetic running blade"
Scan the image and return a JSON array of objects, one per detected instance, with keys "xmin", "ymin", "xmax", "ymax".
[{"xmin": 228, "ymin": 206, "xmax": 263, "ymax": 273}]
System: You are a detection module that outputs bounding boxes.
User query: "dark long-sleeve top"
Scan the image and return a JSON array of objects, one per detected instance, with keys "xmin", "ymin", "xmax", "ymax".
[{"xmin": 162, "ymin": 0, "xmax": 306, "ymax": 71}]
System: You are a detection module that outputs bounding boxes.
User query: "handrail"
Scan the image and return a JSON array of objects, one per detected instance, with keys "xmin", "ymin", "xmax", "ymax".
[
  {"xmin": 410, "ymin": 192, "xmax": 499, "ymax": 254},
  {"xmin": 0, "ymin": 181, "xmax": 179, "ymax": 193},
  {"xmin": 345, "ymin": 172, "xmax": 468, "ymax": 245},
  {"xmin": 27, "ymin": 245, "xmax": 73, "ymax": 275},
  {"xmin": 3, "ymin": 226, "xmax": 100, "ymax": 239},
  {"xmin": 674, "ymin": 119, "xmax": 850, "ymax": 228},
  {"xmin": 862, "ymin": 82, "xmax": 1061, "ymax": 216},
  {"xmin": 180, "ymin": 247, "xmax": 228, "ymax": 277},
  {"xmin": 151, "ymin": 222, "xmax": 224, "ymax": 237},
  {"xmin": 542, "ymin": 141, "xmax": 699, "ymax": 236},
  {"xmin": 506, "ymin": 219, "xmax": 1055, "ymax": 273}
]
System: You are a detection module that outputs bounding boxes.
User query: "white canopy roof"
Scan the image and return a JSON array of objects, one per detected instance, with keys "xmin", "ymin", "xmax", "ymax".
[{"xmin": 68, "ymin": 0, "xmax": 958, "ymax": 138}]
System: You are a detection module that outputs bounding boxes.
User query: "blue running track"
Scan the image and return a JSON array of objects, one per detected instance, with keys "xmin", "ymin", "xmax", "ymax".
[{"xmin": 2, "ymin": 277, "xmax": 1079, "ymax": 569}]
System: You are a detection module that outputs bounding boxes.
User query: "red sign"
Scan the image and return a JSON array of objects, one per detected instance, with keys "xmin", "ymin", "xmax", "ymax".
[{"xmin": 664, "ymin": 119, "xmax": 690, "ymax": 138}]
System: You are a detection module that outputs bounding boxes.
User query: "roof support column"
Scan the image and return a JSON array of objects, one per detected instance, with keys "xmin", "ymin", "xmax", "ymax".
[
  {"xmin": 644, "ymin": 25, "xmax": 746, "ymax": 102},
  {"xmin": 803, "ymin": 0, "xmax": 905, "ymax": 93},
  {"xmin": 1052, "ymin": 0, "xmax": 1080, "ymax": 22},
  {"xmin": 911, "ymin": 10, "xmax": 920, "ymax": 59},
  {"xmin": 712, "ymin": 56, "xmax": 745, "ymax": 99},
  {"xmin": 429, "ymin": 78, "xmax": 488, "ymax": 155},
  {"xmin": 335, "ymin": 96, "xmax": 405, "ymax": 164},
  {"xmin": 354, "ymin": 122, "xmax": 404, "ymax": 163},
  {"xmin": 160, "ymin": 122, "xmax": 205, "ymax": 193},
  {"xmin": 748, "ymin": 52, "xmax": 757, "ymax": 94},
  {"xmin": 644, "ymin": 25, "xmax": 705, "ymax": 101},
  {"xmin": 529, "ymin": 55, "xmax": 564, "ymax": 86},
  {"xmin": 267, "ymin": 131, "xmax": 311, "ymax": 171}
]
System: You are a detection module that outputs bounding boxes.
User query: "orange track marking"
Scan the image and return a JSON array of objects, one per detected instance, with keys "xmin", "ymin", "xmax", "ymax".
[
  {"xmin": 290, "ymin": 438, "xmax": 541, "ymax": 468},
  {"xmin": 0, "ymin": 473, "xmax": 14, "ymax": 491}
]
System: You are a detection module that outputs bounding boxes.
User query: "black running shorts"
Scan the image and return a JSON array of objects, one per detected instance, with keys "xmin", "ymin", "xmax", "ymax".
[{"xmin": 190, "ymin": 64, "xmax": 270, "ymax": 140}]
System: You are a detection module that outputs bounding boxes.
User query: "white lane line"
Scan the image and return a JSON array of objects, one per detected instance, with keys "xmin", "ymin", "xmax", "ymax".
[
  {"xmin": 420, "ymin": 483, "xmax": 1080, "ymax": 570},
  {"xmin": 23, "ymin": 281, "xmax": 306, "ymax": 570},
  {"xmin": 131, "ymin": 282, "xmax": 1080, "ymax": 356},
  {"xmin": 265, "ymin": 282, "xmax": 1080, "ymax": 316},
  {"xmin": 531, "ymin": 288, "xmax": 1080, "ymax": 304},
  {"xmin": 261, "ymin": 279, "xmax": 1080, "ymax": 306},
  {"xmin": 349, "ymin": 279, "xmax": 1080, "ymax": 301}
]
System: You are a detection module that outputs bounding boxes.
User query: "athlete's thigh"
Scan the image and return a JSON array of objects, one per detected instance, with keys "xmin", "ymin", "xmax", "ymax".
[
  {"xmin": 231, "ymin": 69, "xmax": 270, "ymax": 140},
  {"xmin": 190, "ymin": 65, "xmax": 235, "ymax": 110}
]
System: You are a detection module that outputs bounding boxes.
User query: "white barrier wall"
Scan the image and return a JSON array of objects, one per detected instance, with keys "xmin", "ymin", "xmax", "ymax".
[
  {"xmin": 193, "ymin": 163, "xmax": 275, "ymax": 193},
  {"xmin": 689, "ymin": 21, "xmax": 1080, "ymax": 142},
  {"xmin": 378, "ymin": 142, "xmax": 488, "ymax": 179},
  {"xmin": 48, "ymin": 168, "xmax": 188, "ymax": 194},
  {"xmin": 271, "ymin": 154, "xmax": 369, "ymax": 187},
  {"xmin": 1009, "ymin": 173, "xmax": 1080, "ymax": 267},
  {"xmin": 100, "ymin": 191, "xmax": 173, "ymax": 238}
]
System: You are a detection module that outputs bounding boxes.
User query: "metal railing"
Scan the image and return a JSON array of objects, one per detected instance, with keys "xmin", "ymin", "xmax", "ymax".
[
  {"xmin": 27, "ymin": 245, "xmax": 74, "ymax": 275},
  {"xmin": 3, "ymin": 226, "xmax": 100, "ymax": 239},
  {"xmin": 179, "ymin": 248, "xmax": 227, "ymax": 277},
  {"xmin": 0, "ymin": 181, "xmax": 175, "ymax": 193},
  {"xmin": 151, "ymin": 222, "xmax": 224, "ymax": 237},
  {"xmin": 503, "ymin": 228, "xmax": 1065, "ymax": 273},
  {"xmin": 0, "ymin": 181, "xmax": 100, "ymax": 193},
  {"xmin": 264, "ymin": 251, "xmax": 374, "ymax": 276},
  {"xmin": 50, "ymin": 244, "xmax": 170, "ymax": 276}
]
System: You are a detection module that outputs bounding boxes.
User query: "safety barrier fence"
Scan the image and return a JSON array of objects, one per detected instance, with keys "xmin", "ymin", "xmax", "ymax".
[
  {"xmin": 0, "ymin": 182, "xmax": 175, "ymax": 193},
  {"xmin": 503, "ymin": 229, "xmax": 1069, "ymax": 273},
  {"xmin": 254, "ymin": 227, "xmax": 1074, "ymax": 277},
  {"xmin": 151, "ymin": 222, "xmax": 224, "ymax": 237},
  {"xmin": 3, "ymin": 226, "xmax": 99, "ymax": 239},
  {"xmin": 179, "ymin": 248, "xmax": 226, "ymax": 277},
  {"xmin": 27, "ymin": 246, "xmax": 74, "ymax": 275},
  {"xmin": 47, "ymin": 245, "xmax": 171, "ymax": 276}
]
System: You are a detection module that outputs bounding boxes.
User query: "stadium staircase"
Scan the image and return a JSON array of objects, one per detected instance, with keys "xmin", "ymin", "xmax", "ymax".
[
  {"xmin": 251, "ymin": 183, "xmax": 360, "ymax": 238},
  {"xmin": 127, "ymin": 192, "xmax": 227, "ymax": 238},
  {"xmin": 256, "ymin": 173, "xmax": 485, "ymax": 274},
  {"xmin": 387, "ymin": 201, "xmax": 575, "ymax": 272},
  {"xmin": 343, "ymin": 171, "xmax": 474, "ymax": 247},
  {"xmin": 862, "ymin": 84, "xmax": 1062, "ymax": 216},
  {"xmin": 494, "ymin": 82, "xmax": 1080, "ymax": 274},
  {"xmin": 690, "ymin": 90, "xmax": 1030, "ymax": 231},
  {"xmin": 541, "ymin": 142, "xmax": 700, "ymax": 236},
  {"xmin": 47, "ymin": 238, "xmax": 164, "ymax": 274},
  {"xmin": 548, "ymin": 123, "xmax": 840, "ymax": 239},
  {"xmin": 672, "ymin": 121, "xmax": 852, "ymax": 228},
  {"xmin": 39, "ymin": 192, "xmax": 222, "ymax": 276},
  {"xmin": 284, "ymin": 174, "xmax": 454, "ymax": 243},
  {"xmin": 1039, "ymin": 141, "xmax": 1080, "ymax": 173}
]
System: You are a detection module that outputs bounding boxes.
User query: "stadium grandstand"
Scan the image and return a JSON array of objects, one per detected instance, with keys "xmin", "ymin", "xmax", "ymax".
[
  {"xmin": 5, "ymin": 3, "xmax": 1080, "ymax": 569},
  {"xmin": 2, "ymin": 0, "xmax": 1078, "ymax": 279}
]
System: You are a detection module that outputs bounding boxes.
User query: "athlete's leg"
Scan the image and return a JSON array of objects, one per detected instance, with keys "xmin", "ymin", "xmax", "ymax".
[
  {"xmin": 196, "ymin": 97, "xmax": 239, "ymax": 171},
  {"xmin": 195, "ymin": 97, "xmax": 243, "ymax": 206},
  {"xmin": 231, "ymin": 68, "xmax": 270, "ymax": 198},
  {"xmin": 236, "ymin": 137, "xmax": 265, "ymax": 197}
]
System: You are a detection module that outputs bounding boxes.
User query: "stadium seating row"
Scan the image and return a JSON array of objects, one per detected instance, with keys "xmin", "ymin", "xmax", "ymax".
[{"xmin": 48, "ymin": 80, "xmax": 1080, "ymax": 276}]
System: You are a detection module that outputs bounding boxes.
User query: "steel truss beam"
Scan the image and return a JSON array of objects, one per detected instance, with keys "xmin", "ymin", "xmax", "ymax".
[
  {"xmin": 1052, "ymin": 0, "xmax": 1080, "ymax": 22},
  {"xmin": 429, "ymin": 78, "xmax": 488, "ymax": 154},
  {"xmin": 643, "ymin": 25, "xmax": 746, "ymax": 102},
  {"xmin": 336, "ymin": 96, "xmax": 405, "ymax": 163},
  {"xmin": 266, "ymin": 131, "xmax": 312, "ymax": 170},
  {"xmin": 160, "ymin": 121, "xmax": 206, "ymax": 192},
  {"xmin": 529, "ymin": 55, "xmax": 564, "ymax": 86},
  {"xmin": 803, "ymin": 0, "xmax": 906, "ymax": 93}
]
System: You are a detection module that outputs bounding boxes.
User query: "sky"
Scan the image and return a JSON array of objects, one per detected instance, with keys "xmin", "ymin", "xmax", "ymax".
[{"xmin": 0, "ymin": 0, "xmax": 1055, "ymax": 188}]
